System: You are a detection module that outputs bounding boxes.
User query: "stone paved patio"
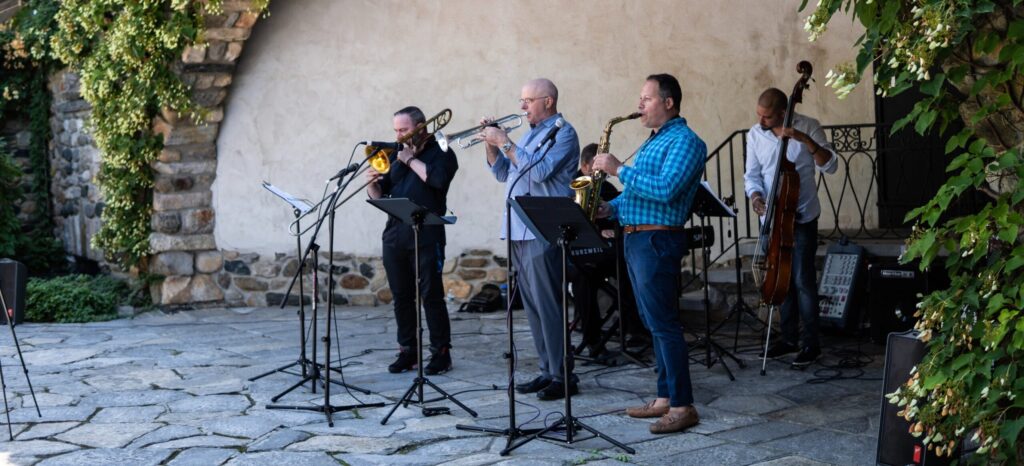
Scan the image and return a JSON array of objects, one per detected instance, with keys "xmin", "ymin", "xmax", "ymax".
[{"xmin": 0, "ymin": 306, "xmax": 884, "ymax": 465}]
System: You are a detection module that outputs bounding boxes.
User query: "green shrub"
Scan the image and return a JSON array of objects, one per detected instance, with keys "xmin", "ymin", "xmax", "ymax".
[{"xmin": 25, "ymin": 274, "xmax": 137, "ymax": 323}]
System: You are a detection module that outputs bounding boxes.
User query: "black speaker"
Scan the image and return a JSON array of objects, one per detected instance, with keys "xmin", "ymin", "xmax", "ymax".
[
  {"xmin": 877, "ymin": 330, "xmax": 952, "ymax": 466},
  {"xmin": 0, "ymin": 259, "xmax": 26, "ymax": 326},
  {"xmin": 868, "ymin": 263, "xmax": 926, "ymax": 342}
]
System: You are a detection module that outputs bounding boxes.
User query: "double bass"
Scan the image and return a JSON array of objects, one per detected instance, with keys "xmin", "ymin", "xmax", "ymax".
[{"xmin": 753, "ymin": 61, "xmax": 814, "ymax": 306}]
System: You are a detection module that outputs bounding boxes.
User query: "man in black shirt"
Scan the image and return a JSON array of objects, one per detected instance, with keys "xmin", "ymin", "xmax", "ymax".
[{"xmin": 366, "ymin": 106, "xmax": 459, "ymax": 375}]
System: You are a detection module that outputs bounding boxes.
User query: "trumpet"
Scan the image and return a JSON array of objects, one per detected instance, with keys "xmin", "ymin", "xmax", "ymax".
[{"xmin": 437, "ymin": 113, "xmax": 525, "ymax": 150}]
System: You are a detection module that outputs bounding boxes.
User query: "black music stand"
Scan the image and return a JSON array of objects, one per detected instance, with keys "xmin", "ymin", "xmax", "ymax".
[
  {"xmin": 688, "ymin": 182, "xmax": 745, "ymax": 380},
  {"xmin": 502, "ymin": 196, "xmax": 634, "ymax": 455},
  {"xmin": 369, "ymin": 198, "xmax": 477, "ymax": 425}
]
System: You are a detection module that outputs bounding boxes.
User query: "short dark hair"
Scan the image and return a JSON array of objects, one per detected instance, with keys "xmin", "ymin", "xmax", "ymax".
[
  {"xmin": 758, "ymin": 88, "xmax": 788, "ymax": 113},
  {"xmin": 579, "ymin": 143, "xmax": 598, "ymax": 167},
  {"xmin": 646, "ymin": 73, "xmax": 682, "ymax": 112},
  {"xmin": 394, "ymin": 106, "xmax": 426, "ymax": 125}
]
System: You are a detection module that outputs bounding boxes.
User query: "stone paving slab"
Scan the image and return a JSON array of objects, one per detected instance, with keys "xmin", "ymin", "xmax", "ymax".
[{"xmin": 0, "ymin": 306, "xmax": 884, "ymax": 465}]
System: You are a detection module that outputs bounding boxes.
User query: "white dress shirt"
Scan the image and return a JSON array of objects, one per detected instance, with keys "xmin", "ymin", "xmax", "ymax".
[{"xmin": 743, "ymin": 112, "xmax": 838, "ymax": 224}]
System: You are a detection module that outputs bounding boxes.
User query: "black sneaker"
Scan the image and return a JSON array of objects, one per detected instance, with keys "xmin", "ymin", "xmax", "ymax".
[
  {"xmin": 388, "ymin": 348, "xmax": 417, "ymax": 374},
  {"xmin": 515, "ymin": 375, "xmax": 551, "ymax": 394},
  {"xmin": 537, "ymin": 381, "xmax": 579, "ymax": 401},
  {"xmin": 425, "ymin": 347, "xmax": 452, "ymax": 375},
  {"xmin": 791, "ymin": 347, "xmax": 821, "ymax": 368},
  {"xmin": 761, "ymin": 341, "xmax": 799, "ymax": 359}
]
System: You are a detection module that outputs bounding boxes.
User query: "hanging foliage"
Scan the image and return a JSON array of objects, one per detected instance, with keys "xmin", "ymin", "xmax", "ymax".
[
  {"xmin": 48, "ymin": 0, "xmax": 268, "ymax": 270},
  {"xmin": 805, "ymin": 0, "xmax": 1024, "ymax": 462}
]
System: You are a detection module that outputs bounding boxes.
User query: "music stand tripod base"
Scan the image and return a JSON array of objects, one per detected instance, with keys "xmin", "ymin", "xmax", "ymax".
[
  {"xmin": 367, "ymin": 198, "xmax": 477, "ymax": 425},
  {"xmin": 500, "ymin": 196, "xmax": 635, "ymax": 456}
]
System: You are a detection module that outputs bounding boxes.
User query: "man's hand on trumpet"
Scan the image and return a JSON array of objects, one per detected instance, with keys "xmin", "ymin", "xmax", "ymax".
[{"xmin": 479, "ymin": 116, "xmax": 517, "ymax": 165}]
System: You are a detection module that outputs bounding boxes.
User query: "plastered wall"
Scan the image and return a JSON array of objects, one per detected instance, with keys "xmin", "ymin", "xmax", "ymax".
[{"xmin": 214, "ymin": 0, "xmax": 874, "ymax": 256}]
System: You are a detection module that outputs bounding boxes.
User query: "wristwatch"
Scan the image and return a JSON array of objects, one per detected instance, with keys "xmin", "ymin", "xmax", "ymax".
[{"xmin": 500, "ymin": 141, "xmax": 513, "ymax": 153}]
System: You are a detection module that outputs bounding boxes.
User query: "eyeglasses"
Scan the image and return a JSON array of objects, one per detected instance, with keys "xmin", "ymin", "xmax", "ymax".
[{"xmin": 518, "ymin": 96, "xmax": 550, "ymax": 105}]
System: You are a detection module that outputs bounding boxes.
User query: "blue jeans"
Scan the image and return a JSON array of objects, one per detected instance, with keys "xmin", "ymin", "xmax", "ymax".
[
  {"xmin": 780, "ymin": 218, "xmax": 820, "ymax": 350},
  {"xmin": 624, "ymin": 230, "xmax": 694, "ymax": 407}
]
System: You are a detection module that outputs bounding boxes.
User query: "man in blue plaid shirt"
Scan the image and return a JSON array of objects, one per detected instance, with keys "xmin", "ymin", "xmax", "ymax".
[{"xmin": 593, "ymin": 74, "xmax": 706, "ymax": 434}]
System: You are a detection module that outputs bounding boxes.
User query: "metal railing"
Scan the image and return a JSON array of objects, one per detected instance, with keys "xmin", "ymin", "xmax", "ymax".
[{"xmin": 686, "ymin": 123, "xmax": 927, "ymax": 274}]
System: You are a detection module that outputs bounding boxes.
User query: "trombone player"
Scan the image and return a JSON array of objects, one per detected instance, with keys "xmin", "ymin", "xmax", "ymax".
[
  {"xmin": 366, "ymin": 106, "xmax": 459, "ymax": 375},
  {"xmin": 478, "ymin": 78, "xmax": 581, "ymax": 401}
]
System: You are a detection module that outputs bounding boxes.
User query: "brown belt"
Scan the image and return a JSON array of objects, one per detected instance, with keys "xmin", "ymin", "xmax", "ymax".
[{"xmin": 622, "ymin": 224, "xmax": 686, "ymax": 234}]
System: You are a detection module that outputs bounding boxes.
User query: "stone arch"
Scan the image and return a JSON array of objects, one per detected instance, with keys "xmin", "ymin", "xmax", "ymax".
[{"xmin": 146, "ymin": 1, "xmax": 263, "ymax": 305}]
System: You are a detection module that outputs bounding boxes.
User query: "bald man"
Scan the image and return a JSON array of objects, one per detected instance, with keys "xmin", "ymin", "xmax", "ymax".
[
  {"xmin": 744, "ymin": 87, "xmax": 837, "ymax": 368},
  {"xmin": 479, "ymin": 78, "xmax": 581, "ymax": 401}
]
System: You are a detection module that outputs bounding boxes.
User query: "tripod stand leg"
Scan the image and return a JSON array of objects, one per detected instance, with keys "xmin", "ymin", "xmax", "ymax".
[
  {"xmin": 270, "ymin": 373, "xmax": 316, "ymax": 403},
  {"xmin": 0, "ymin": 289, "xmax": 39, "ymax": 420},
  {"xmin": 573, "ymin": 417, "xmax": 636, "ymax": 454},
  {"xmin": 760, "ymin": 305, "xmax": 775, "ymax": 376},
  {"xmin": 422, "ymin": 378, "xmax": 477, "ymax": 417},
  {"xmin": 380, "ymin": 379, "xmax": 421, "ymax": 425},
  {"xmin": 248, "ymin": 359, "xmax": 305, "ymax": 382},
  {"xmin": 0, "ymin": 356, "xmax": 10, "ymax": 440}
]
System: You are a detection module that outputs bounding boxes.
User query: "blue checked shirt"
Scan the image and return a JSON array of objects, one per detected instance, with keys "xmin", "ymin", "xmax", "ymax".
[{"xmin": 610, "ymin": 116, "xmax": 706, "ymax": 226}]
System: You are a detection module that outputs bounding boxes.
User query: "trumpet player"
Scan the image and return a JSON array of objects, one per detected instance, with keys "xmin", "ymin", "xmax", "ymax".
[
  {"xmin": 366, "ymin": 106, "xmax": 459, "ymax": 375},
  {"xmin": 592, "ymin": 74, "xmax": 706, "ymax": 434},
  {"xmin": 479, "ymin": 78, "xmax": 581, "ymax": 401}
]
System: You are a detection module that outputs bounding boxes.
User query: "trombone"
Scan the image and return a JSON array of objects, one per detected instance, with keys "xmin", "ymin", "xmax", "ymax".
[
  {"xmin": 436, "ymin": 113, "xmax": 525, "ymax": 150},
  {"xmin": 288, "ymin": 108, "xmax": 452, "ymax": 236}
]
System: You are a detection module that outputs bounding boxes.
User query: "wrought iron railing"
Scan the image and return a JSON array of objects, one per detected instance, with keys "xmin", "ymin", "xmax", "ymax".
[{"xmin": 686, "ymin": 123, "xmax": 927, "ymax": 275}]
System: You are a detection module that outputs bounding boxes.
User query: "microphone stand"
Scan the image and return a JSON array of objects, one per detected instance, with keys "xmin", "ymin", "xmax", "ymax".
[
  {"xmin": 267, "ymin": 159, "xmax": 383, "ymax": 425},
  {"xmin": 456, "ymin": 132, "xmax": 560, "ymax": 452}
]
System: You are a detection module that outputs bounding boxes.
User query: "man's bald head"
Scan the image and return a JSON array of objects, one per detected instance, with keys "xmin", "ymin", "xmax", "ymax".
[
  {"xmin": 525, "ymin": 78, "xmax": 559, "ymax": 103},
  {"xmin": 758, "ymin": 88, "xmax": 787, "ymax": 113},
  {"xmin": 520, "ymin": 78, "xmax": 560, "ymax": 125}
]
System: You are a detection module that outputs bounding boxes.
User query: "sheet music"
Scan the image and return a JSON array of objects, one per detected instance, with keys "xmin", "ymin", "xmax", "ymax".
[
  {"xmin": 700, "ymin": 181, "xmax": 736, "ymax": 218},
  {"xmin": 262, "ymin": 182, "xmax": 314, "ymax": 214}
]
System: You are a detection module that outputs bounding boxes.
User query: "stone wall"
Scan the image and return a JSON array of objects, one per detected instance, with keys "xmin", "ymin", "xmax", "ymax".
[
  {"xmin": 209, "ymin": 247, "xmax": 505, "ymax": 308},
  {"xmin": 148, "ymin": 2, "xmax": 260, "ymax": 304},
  {"xmin": 0, "ymin": 120, "xmax": 35, "ymax": 225},
  {"xmin": 48, "ymin": 71, "xmax": 103, "ymax": 262}
]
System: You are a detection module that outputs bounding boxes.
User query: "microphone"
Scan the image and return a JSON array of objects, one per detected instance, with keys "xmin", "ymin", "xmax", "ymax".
[
  {"xmin": 363, "ymin": 141, "xmax": 404, "ymax": 150},
  {"xmin": 327, "ymin": 163, "xmax": 360, "ymax": 181},
  {"xmin": 537, "ymin": 118, "xmax": 564, "ymax": 148}
]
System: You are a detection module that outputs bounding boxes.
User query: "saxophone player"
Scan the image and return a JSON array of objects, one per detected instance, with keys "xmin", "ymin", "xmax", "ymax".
[{"xmin": 592, "ymin": 74, "xmax": 706, "ymax": 434}]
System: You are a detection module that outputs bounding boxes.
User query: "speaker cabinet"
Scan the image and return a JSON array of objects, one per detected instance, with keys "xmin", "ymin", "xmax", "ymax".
[
  {"xmin": 877, "ymin": 330, "xmax": 952, "ymax": 466},
  {"xmin": 868, "ymin": 264, "xmax": 925, "ymax": 342},
  {"xmin": 0, "ymin": 259, "xmax": 26, "ymax": 325}
]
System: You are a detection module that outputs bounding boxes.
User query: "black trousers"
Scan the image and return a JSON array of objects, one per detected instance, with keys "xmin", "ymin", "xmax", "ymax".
[
  {"xmin": 571, "ymin": 250, "xmax": 646, "ymax": 348},
  {"xmin": 382, "ymin": 242, "xmax": 451, "ymax": 351}
]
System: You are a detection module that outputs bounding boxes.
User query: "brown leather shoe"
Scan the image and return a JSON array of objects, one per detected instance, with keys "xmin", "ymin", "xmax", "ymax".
[
  {"xmin": 649, "ymin": 406, "xmax": 699, "ymax": 434},
  {"xmin": 625, "ymin": 400, "xmax": 670, "ymax": 418}
]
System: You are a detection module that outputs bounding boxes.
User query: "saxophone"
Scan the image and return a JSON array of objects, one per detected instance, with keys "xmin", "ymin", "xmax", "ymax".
[{"xmin": 571, "ymin": 112, "xmax": 641, "ymax": 221}]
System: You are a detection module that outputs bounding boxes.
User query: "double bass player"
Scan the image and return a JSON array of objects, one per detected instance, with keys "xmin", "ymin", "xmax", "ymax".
[{"xmin": 744, "ymin": 87, "xmax": 837, "ymax": 368}]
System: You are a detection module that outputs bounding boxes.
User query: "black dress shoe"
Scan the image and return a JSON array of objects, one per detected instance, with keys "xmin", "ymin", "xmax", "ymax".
[
  {"xmin": 515, "ymin": 376, "xmax": 551, "ymax": 394},
  {"xmin": 791, "ymin": 347, "xmax": 821, "ymax": 368},
  {"xmin": 536, "ymin": 381, "xmax": 579, "ymax": 401},
  {"xmin": 760, "ymin": 341, "xmax": 799, "ymax": 359}
]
